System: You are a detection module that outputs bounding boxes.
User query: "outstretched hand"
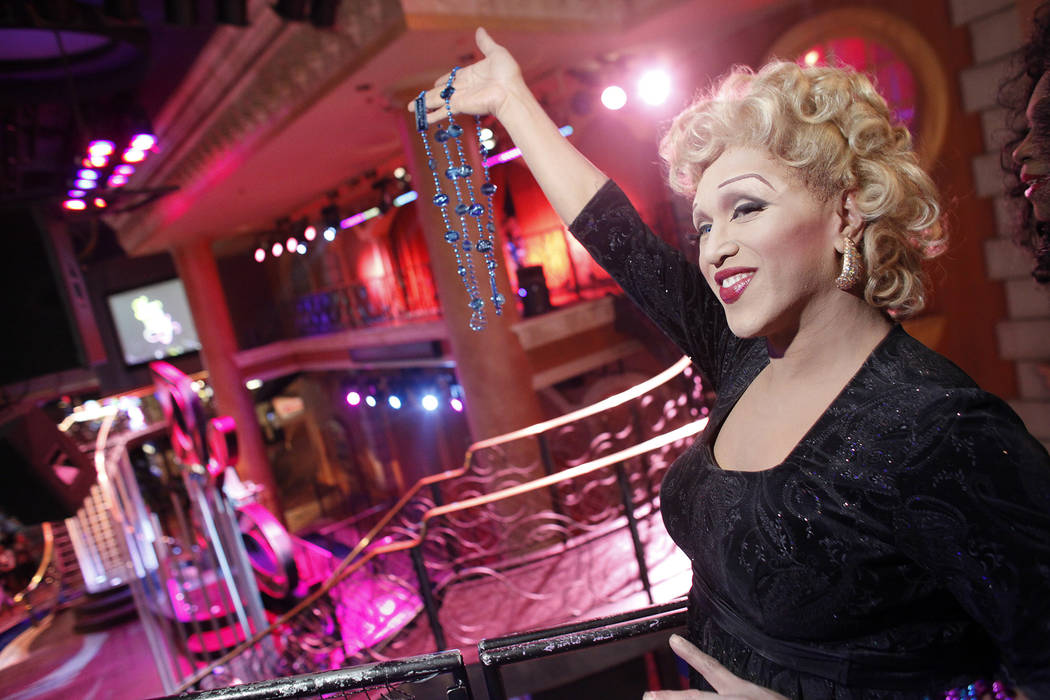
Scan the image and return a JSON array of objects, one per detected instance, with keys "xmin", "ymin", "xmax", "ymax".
[
  {"xmin": 642, "ymin": 635, "xmax": 789, "ymax": 700},
  {"xmin": 409, "ymin": 27, "xmax": 524, "ymax": 125}
]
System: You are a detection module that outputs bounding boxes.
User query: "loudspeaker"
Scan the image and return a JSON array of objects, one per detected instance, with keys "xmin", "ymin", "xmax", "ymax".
[{"xmin": 517, "ymin": 265, "xmax": 551, "ymax": 317}]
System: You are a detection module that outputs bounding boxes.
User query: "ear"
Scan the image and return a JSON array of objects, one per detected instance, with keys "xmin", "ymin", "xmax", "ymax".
[{"xmin": 835, "ymin": 191, "xmax": 865, "ymax": 252}]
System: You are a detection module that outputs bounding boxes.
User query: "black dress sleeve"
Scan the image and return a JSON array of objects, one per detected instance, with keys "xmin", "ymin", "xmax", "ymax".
[
  {"xmin": 568, "ymin": 179, "xmax": 744, "ymax": 392},
  {"xmin": 891, "ymin": 389, "xmax": 1050, "ymax": 697}
]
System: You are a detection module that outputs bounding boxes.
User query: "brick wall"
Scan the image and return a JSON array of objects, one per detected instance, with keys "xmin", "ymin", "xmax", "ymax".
[{"xmin": 954, "ymin": 0, "xmax": 1050, "ymax": 450}]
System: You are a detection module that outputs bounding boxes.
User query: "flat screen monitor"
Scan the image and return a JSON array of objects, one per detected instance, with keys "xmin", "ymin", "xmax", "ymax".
[{"xmin": 107, "ymin": 278, "xmax": 202, "ymax": 366}]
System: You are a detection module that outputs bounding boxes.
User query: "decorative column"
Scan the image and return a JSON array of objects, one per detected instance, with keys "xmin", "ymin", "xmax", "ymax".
[
  {"xmin": 171, "ymin": 238, "xmax": 282, "ymax": 518},
  {"xmin": 394, "ymin": 101, "xmax": 545, "ymax": 445}
]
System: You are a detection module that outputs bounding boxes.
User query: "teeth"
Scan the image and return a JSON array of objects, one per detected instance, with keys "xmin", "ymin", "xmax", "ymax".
[{"xmin": 720, "ymin": 272, "xmax": 751, "ymax": 288}]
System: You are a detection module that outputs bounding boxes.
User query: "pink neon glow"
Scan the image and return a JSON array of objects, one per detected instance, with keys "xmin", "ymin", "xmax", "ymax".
[
  {"xmin": 123, "ymin": 148, "xmax": 146, "ymax": 163},
  {"xmin": 303, "ymin": 225, "xmax": 316, "ymax": 241},
  {"xmin": 286, "ymin": 236, "xmax": 298, "ymax": 251},
  {"xmin": 114, "ymin": 164, "xmax": 135, "ymax": 176},
  {"xmin": 130, "ymin": 134, "xmax": 156, "ymax": 151},
  {"xmin": 346, "ymin": 391, "xmax": 361, "ymax": 406},
  {"xmin": 450, "ymin": 398, "xmax": 464, "ymax": 412},
  {"xmin": 63, "ymin": 199, "xmax": 87, "ymax": 210},
  {"xmin": 483, "ymin": 146, "xmax": 521, "ymax": 167},
  {"xmin": 93, "ymin": 197, "xmax": 107, "ymax": 208},
  {"xmin": 254, "ymin": 247, "xmax": 266, "ymax": 263},
  {"xmin": 271, "ymin": 242, "xmax": 283, "ymax": 257},
  {"xmin": 68, "ymin": 189, "xmax": 85, "ymax": 198},
  {"xmin": 108, "ymin": 174, "xmax": 128, "ymax": 187},
  {"xmin": 88, "ymin": 140, "xmax": 115, "ymax": 157}
]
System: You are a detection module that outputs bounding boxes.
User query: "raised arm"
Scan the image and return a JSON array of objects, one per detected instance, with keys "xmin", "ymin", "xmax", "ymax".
[{"xmin": 413, "ymin": 28, "xmax": 608, "ymax": 225}]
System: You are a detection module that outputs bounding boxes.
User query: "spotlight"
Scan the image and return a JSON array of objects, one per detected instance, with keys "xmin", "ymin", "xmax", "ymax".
[
  {"xmin": 123, "ymin": 148, "xmax": 146, "ymax": 163},
  {"xmin": 271, "ymin": 241, "xmax": 283, "ymax": 257},
  {"xmin": 68, "ymin": 189, "xmax": 86, "ymax": 198},
  {"xmin": 601, "ymin": 85, "xmax": 627, "ymax": 110},
  {"xmin": 88, "ymin": 140, "xmax": 115, "ymax": 157},
  {"xmin": 77, "ymin": 169, "xmax": 99, "ymax": 180},
  {"xmin": 74, "ymin": 179, "xmax": 97, "ymax": 190},
  {"xmin": 393, "ymin": 167, "xmax": 407, "ymax": 179},
  {"xmin": 285, "ymin": 236, "xmax": 298, "ymax": 251},
  {"xmin": 449, "ymin": 397, "xmax": 464, "ymax": 412},
  {"xmin": 303, "ymin": 225, "xmax": 317, "ymax": 241},
  {"xmin": 130, "ymin": 133, "xmax": 156, "ymax": 151},
  {"xmin": 637, "ymin": 69, "xmax": 671, "ymax": 106},
  {"xmin": 253, "ymin": 247, "xmax": 266, "ymax": 263},
  {"xmin": 296, "ymin": 243, "xmax": 307, "ymax": 255},
  {"xmin": 63, "ymin": 199, "xmax": 87, "ymax": 210},
  {"xmin": 421, "ymin": 394, "xmax": 439, "ymax": 411},
  {"xmin": 93, "ymin": 197, "xmax": 108, "ymax": 208},
  {"xmin": 85, "ymin": 155, "xmax": 108, "ymax": 168},
  {"xmin": 365, "ymin": 395, "xmax": 377, "ymax": 407},
  {"xmin": 803, "ymin": 49, "xmax": 821, "ymax": 66},
  {"xmin": 114, "ymin": 164, "xmax": 135, "ymax": 176},
  {"xmin": 323, "ymin": 226, "xmax": 336, "ymax": 242},
  {"xmin": 388, "ymin": 395, "xmax": 402, "ymax": 410},
  {"xmin": 346, "ymin": 391, "xmax": 361, "ymax": 406},
  {"xmin": 108, "ymin": 174, "xmax": 129, "ymax": 187}
]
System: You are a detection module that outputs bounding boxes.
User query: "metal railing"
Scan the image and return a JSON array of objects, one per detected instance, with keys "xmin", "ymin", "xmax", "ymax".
[{"xmin": 172, "ymin": 355, "xmax": 706, "ymax": 692}]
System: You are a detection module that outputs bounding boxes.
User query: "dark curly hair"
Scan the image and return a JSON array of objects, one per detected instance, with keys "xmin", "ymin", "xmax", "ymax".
[{"xmin": 1001, "ymin": 2, "xmax": 1050, "ymax": 284}]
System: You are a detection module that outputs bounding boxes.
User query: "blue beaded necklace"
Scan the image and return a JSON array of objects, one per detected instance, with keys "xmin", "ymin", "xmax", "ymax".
[{"xmin": 415, "ymin": 68, "xmax": 504, "ymax": 331}]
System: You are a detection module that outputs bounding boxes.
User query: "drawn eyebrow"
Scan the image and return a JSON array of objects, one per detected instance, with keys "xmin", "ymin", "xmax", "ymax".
[{"xmin": 717, "ymin": 173, "xmax": 775, "ymax": 190}]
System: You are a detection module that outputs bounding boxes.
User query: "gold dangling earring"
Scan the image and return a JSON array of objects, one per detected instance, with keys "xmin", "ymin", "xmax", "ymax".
[{"xmin": 834, "ymin": 236, "xmax": 864, "ymax": 291}]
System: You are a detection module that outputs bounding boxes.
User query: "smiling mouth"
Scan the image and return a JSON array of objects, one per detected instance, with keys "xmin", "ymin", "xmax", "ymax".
[{"xmin": 717, "ymin": 271, "xmax": 754, "ymax": 303}]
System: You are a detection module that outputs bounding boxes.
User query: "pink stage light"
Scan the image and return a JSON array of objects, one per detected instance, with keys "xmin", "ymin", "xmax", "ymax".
[
  {"xmin": 285, "ymin": 236, "xmax": 298, "ymax": 251},
  {"xmin": 637, "ymin": 69, "xmax": 671, "ymax": 106},
  {"xmin": 123, "ymin": 148, "xmax": 146, "ymax": 163},
  {"xmin": 130, "ymin": 134, "xmax": 156, "ymax": 151},
  {"xmin": 77, "ymin": 169, "xmax": 99, "ymax": 180},
  {"xmin": 68, "ymin": 189, "xmax": 86, "ymax": 198},
  {"xmin": 88, "ymin": 140, "xmax": 115, "ymax": 157},
  {"xmin": 114, "ymin": 164, "xmax": 135, "ymax": 176},
  {"xmin": 107, "ymin": 174, "xmax": 128, "ymax": 188},
  {"xmin": 303, "ymin": 225, "xmax": 317, "ymax": 241},
  {"xmin": 345, "ymin": 391, "xmax": 361, "ymax": 406},
  {"xmin": 85, "ymin": 154, "xmax": 108, "ymax": 168},
  {"xmin": 271, "ymin": 241, "xmax": 283, "ymax": 257},
  {"xmin": 75, "ymin": 179, "xmax": 97, "ymax": 189},
  {"xmin": 254, "ymin": 247, "xmax": 266, "ymax": 263},
  {"xmin": 93, "ymin": 197, "xmax": 107, "ymax": 208},
  {"xmin": 63, "ymin": 199, "xmax": 87, "ymax": 210},
  {"xmin": 450, "ymin": 397, "xmax": 464, "ymax": 412},
  {"xmin": 601, "ymin": 85, "xmax": 627, "ymax": 110}
]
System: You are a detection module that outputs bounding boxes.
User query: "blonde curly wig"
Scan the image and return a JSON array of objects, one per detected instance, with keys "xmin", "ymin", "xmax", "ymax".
[{"xmin": 659, "ymin": 60, "xmax": 945, "ymax": 318}]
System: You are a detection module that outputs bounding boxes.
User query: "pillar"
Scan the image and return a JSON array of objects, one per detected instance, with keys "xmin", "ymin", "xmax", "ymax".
[
  {"xmin": 394, "ymin": 99, "xmax": 546, "ymax": 447},
  {"xmin": 172, "ymin": 238, "xmax": 282, "ymax": 518}
]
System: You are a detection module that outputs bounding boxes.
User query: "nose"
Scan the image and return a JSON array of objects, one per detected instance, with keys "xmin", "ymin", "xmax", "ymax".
[
  {"xmin": 1014, "ymin": 131, "xmax": 1034, "ymax": 166},
  {"xmin": 699, "ymin": 225, "xmax": 738, "ymax": 269}
]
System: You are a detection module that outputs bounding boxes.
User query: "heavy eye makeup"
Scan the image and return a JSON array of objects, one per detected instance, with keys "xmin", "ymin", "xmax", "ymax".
[{"xmin": 687, "ymin": 197, "xmax": 768, "ymax": 245}]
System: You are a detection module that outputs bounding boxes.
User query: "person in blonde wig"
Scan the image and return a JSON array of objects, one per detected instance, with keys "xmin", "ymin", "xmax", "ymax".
[{"xmin": 414, "ymin": 29, "xmax": 1050, "ymax": 699}]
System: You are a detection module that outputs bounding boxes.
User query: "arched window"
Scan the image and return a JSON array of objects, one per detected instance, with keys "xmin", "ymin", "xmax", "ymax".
[{"xmin": 767, "ymin": 8, "xmax": 948, "ymax": 167}]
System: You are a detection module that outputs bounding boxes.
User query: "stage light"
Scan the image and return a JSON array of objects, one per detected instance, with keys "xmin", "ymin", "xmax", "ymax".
[
  {"xmin": 297, "ymin": 243, "xmax": 307, "ymax": 254},
  {"xmin": 85, "ymin": 155, "xmax": 108, "ymax": 168},
  {"xmin": 88, "ymin": 140, "xmax": 115, "ymax": 157},
  {"xmin": 421, "ymin": 394, "xmax": 439, "ymax": 411},
  {"xmin": 130, "ymin": 133, "xmax": 156, "ymax": 151},
  {"xmin": 601, "ymin": 85, "xmax": 627, "ymax": 110},
  {"xmin": 450, "ymin": 397, "xmax": 464, "ymax": 412},
  {"xmin": 245, "ymin": 378, "xmax": 263, "ymax": 390},
  {"xmin": 271, "ymin": 241, "xmax": 283, "ymax": 257},
  {"xmin": 68, "ymin": 189, "xmax": 85, "ymax": 198},
  {"xmin": 114, "ymin": 164, "xmax": 135, "ymax": 176},
  {"xmin": 393, "ymin": 166, "xmax": 407, "ymax": 179},
  {"xmin": 392, "ymin": 191, "xmax": 417, "ymax": 207},
  {"xmin": 108, "ymin": 174, "xmax": 128, "ymax": 187},
  {"xmin": 75, "ymin": 179, "xmax": 97, "ymax": 189},
  {"xmin": 323, "ymin": 226, "xmax": 336, "ymax": 241},
  {"xmin": 388, "ymin": 395, "xmax": 402, "ymax": 410},
  {"xmin": 638, "ymin": 69, "xmax": 671, "ymax": 106},
  {"xmin": 803, "ymin": 49, "xmax": 821, "ymax": 66},
  {"xmin": 285, "ymin": 236, "xmax": 298, "ymax": 251},
  {"xmin": 517, "ymin": 287, "xmax": 527, "ymax": 298},
  {"xmin": 77, "ymin": 169, "xmax": 99, "ymax": 180},
  {"xmin": 63, "ymin": 199, "xmax": 87, "ymax": 210},
  {"xmin": 340, "ymin": 206, "xmax": 380, "ymax": 229},
  {"xmin": 253, "ymin": 247, "xmax": 266, "ymax": 263},
  {"xmin": 93, "ymin": 197, "xmax": 107, "ymax": 208},
  {"xmin": 484, "ymin": 125, "xmax": 572, "ymax": 167},
  {"xmin": 303, "ymin": 225, "xmax": 317, "ymax": 241},
  {"xmin": 365, "ymin": 395, "xmax": 377, "ymax": 407},
  {"xmin": 123, "ymin": 148, "xmax": 146, "ymax": 163},
  {"xmin": 346, "ymin": 391, "xmax": 361, "ymax": 406}
]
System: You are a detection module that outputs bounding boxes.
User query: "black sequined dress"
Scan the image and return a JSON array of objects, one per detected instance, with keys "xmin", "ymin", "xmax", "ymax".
[{"xmin": 568, "ymin": 181, "xmax": 1050, "ymax": 699}]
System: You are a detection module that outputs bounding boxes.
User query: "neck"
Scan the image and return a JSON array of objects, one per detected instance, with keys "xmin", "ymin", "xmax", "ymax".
[{"xmin": 763, "ymin": 294, "xmax": 892, "ymax": 384}]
